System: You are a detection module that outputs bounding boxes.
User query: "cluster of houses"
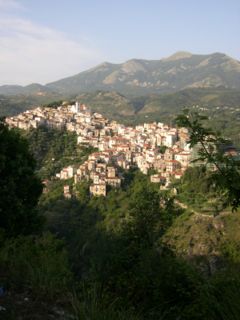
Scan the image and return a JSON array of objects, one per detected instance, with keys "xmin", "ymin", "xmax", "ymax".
[
  {"xmin": 6, "ymin": 102, "xmax": 107, "ymax": 133},
  {"xmin": 6, "ymin": 101, "xmax": 193, "ymax": 197}
]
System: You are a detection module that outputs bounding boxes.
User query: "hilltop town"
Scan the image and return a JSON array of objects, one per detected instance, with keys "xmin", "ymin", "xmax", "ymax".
[{"xmin": 6, "ymin": 101, "xmax": 192, "ymax": 197}]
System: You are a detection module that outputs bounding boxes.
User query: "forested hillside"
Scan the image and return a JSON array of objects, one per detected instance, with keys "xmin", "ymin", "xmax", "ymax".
[{"xmin": 1, "ymin": 117, "xmax": 240, "ymax": 319}]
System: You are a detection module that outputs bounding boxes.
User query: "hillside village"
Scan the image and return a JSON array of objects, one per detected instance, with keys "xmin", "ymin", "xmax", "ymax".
[{"xmin": 6, "ymin": 101, "xmax": 192, "ymax": 197}]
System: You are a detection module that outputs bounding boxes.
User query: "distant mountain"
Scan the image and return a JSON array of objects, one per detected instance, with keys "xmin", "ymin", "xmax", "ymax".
[
  {"xmin": 0, "ymin": 83, "xmax": 57, "ymax": 96},
  {"xmin": 1, "ymin": 52, "xmax": 240, "ymax": 97},
  {"xmin": 46, "ymin": 52, "xmax": 240, "ymax": 96}
]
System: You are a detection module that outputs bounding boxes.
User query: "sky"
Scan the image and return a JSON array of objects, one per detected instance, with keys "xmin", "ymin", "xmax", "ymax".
[{"xmin": 0, "ymin": 0, "xmax": 239, "ymax": 85}]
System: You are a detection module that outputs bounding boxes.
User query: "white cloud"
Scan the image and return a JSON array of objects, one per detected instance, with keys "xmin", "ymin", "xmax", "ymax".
[{"xmin": 0, "ymin": 5, "xmax": 103, "ymax": 85}]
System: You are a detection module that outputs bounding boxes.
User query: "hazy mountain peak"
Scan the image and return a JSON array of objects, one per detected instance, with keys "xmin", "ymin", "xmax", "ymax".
[
  {"xmin": 121, "ymin": 59, "xmax": 146, "ymax": 73},
  {"xmin": 211, "ymin": 52, "xmax": 228, "ymax": 57},
  {"xmin": 87, "ymin": 61, "xmax": 117, "ymax": 73},
  {"xmin": 99, "ymin": 61, "xmax": 115, "ymax": 68},
  {"xmin": 163, "ymin": 51, "xmax": 193, "ymax": 61},
  {"xmin": 25, "ymin": 83, "xmax": 44, "ymax": 89}
]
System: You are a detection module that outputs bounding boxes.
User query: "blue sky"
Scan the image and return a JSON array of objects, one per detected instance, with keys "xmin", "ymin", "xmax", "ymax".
[{"xmin": 0, "ymin": 0, "xmax": 239, "ymax": 85}]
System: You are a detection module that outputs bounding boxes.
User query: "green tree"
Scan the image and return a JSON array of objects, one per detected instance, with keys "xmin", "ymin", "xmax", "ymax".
[
  {"xmin": 176, "ymin": 110, "xmax": 240, "ymax": 211},
  {"xmin": 0, "ymin": 120, "xmax": 43, "ymax": 237}
]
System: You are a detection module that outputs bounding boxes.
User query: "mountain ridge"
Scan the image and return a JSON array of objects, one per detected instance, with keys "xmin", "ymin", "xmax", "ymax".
[
  {"xmin": 1, "ymin": 52, "xmax": 240, "ymax": 97},
  {"xmin": 46, "ymin": 52, "xmax": 240, "ymax": 96}
]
